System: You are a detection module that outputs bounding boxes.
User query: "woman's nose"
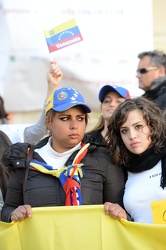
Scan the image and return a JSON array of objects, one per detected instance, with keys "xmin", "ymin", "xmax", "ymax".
[
  {"xmin": 70, "ymin": 121, "xmax": 78, "ymax": 129},
  {"xmin": 109, "ymin": 100, "xmax": 116, "ymax": 107},
  {"xmin": 129, "ymin": 129, "xmax": 137, "ymax": 139}
]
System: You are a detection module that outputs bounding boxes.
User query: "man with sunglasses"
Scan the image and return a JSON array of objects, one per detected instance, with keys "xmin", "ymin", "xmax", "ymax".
[{"xmin": 136, "ymin": 50, "xmax": 166, "ymax": 111}]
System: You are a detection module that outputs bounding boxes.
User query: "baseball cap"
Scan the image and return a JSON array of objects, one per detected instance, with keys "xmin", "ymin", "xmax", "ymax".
[
  {"xmin": 45, "ymin": 87, "xmax": 91, "ymax": 114},
  {"xmin": 99, "ymin": 85, "xmax": 130, "ymax": 102}
]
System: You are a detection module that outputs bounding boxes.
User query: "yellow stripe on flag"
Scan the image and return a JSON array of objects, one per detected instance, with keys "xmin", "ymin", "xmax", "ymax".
[{"xmin": 44, "ymin": 19, "xmax": 77, "ymax": 38}]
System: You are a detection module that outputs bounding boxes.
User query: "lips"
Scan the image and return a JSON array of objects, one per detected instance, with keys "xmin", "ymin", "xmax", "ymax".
[
  {"xmin": 69, "ymin": 134, "xmax": 79, "ymax": 139},
  {"xmin": 130, "ymin": 142, "xmax": 140, "ymax": 147},
  {"xmin": 107, "ymin": 109, "xmax": 115, "ymax": 112}
]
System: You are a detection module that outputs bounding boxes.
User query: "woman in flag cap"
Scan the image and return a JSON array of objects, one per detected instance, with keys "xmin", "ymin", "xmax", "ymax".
[
  {"xmin": 0, "ymin": 60, "xmax": 62, "ymax": 220},
  {"xmin": 1, "ymin": 87, "xmax": 125, "ymax": 222},
  {"xmin": 87, "ymin": 85, "xmax": 130, "ymax": 144}
]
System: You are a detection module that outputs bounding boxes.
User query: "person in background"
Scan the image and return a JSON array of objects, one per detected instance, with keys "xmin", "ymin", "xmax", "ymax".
[
  {"xmin": 104, "ymin": 97, "xmax": 166, "ymax": 224},
  {"xmin": 23, "ymin": 61, "xmax": 63, "ymax": 144},
  {"xmin": 136, "ymin": 50, "xmax": 166, "ymax": 111},
  {"xmin": 0, "ymin": 163, "xmax": 9, "ymax": 220},
  {"xmin": 1, "ymin": 87, "xmax": 125, "ymax": 222},
  {"xmin": 0, "ymin": 130, "xmax": 11, "ymax": 160},
  {"xmin": 0, "ymin": 96, "xmax": 9, "ymax": 124},
  {"xmin": 0, "ymin": 130, "xmax": 12, "ymax": 219},
  {"xmin": 87, "ymin": 85, "xmax": 130, "ymax": 144},
  {"xmin": 0, "ymin": 61, "xmax": 63, "ymax": 144}
]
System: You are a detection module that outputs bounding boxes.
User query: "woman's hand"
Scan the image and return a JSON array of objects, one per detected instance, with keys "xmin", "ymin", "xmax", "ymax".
[
  {"xmin": 46, "ymin": 61, "xmax": 63, "ymax": 100},
  {"xmin": 104, "ymin": 202, "xmax": 127, "ymax": 220},
  {"xmin": 11, "ymin": 205, "xmax": 32, "ymax": 222}
]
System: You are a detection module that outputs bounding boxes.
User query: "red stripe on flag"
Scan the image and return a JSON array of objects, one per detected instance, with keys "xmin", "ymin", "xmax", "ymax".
[{"xmin": 48, "ymin": 34, "xmax": 83, "ymax": 52}]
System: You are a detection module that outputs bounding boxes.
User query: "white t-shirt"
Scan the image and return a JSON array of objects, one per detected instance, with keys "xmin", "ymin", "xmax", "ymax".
[
  {"xmin": 123, "ymin": 161, "xmax": 166, "ymax": 223},
  {"xmin": 35, "ymin": 137, "xmax": 81, "ymax": 170}
]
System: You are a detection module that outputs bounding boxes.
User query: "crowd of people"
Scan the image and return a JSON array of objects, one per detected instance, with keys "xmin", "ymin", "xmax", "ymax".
[{"xmin": 0, "ymin": 49, "xmax": 166, "ymax": 224}]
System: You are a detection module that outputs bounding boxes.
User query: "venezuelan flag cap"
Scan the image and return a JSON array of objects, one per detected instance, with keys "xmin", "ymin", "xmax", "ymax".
[
  {"xmin": 99, "ymin": 85, "xmax": 130, "ymax": 102},
  {"xmin": 45, "ymin": 87, "xmax": 91, "ymax": 114}
]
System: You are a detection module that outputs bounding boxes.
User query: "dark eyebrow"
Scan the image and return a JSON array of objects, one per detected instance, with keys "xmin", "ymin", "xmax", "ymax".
[
  {"xmin": 57, "ymin": 114, "xmax": 70, "ymax": 117},
  {"xmin": 103, "ymin": 96, "xmax": 111, "ymax": 100},
  {"xmin": 120, "ymin": 120, "xmax": 143, "ymax": 129},
  {"xmin": 104, "ymin": 95, "xmax": 123, "ymax": 99},
  {"xmin": 58, "ymin": 114, "xmax": 85, "ymax": 117}
]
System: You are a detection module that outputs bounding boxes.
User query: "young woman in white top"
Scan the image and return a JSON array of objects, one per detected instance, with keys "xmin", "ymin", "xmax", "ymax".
[{"xmin": 104, "ymin": 97, "xmax": 166, "ymax": 224}]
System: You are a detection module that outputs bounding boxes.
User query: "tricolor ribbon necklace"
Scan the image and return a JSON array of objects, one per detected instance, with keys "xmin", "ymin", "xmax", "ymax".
[{"xmin": 29, "ymin": 142, "xmax": 90, "ymax": 206}]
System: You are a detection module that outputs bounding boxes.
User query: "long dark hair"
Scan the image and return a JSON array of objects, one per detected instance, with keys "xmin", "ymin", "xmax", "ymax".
[
  {"xmin": 106, "ymin": 97, "xmax": 166, "ymax": 166},
  {"xmin": 0, "ymin": 131, "xmax": 12, "ymax": 199},
  {"xmin": 0, "ymin": 164, "xmax": 9, "ymax": 200},
  {"xmin": 0, "ymin": 96, "xmax": 8, "ymax": 121},
  {"xmin": 88, "ymin": 105, "xmax": 104, "ymax": 133}
]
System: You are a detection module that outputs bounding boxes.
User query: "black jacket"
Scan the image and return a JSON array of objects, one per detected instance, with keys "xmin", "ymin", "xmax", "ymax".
[
  {"xmin": 143, "ymin": 76, "xmax": 166, "ymax": 111},
  {"xmin": 1, "ymin": 135, "xmax": 126, "ymax": 222},
  {"xmin": 86, "ymin": 129, "xmax": 105, "ymax": 144}
]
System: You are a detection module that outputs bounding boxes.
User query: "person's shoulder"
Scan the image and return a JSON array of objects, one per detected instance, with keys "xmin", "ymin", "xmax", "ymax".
[
  {"xmin": 151, "ymin": 76, "xmax": 166, "ymax": 91},
  {"xmin": 85, "ymin": 131, "xmax": 105, "ymax": 145},
  {"xmin": 87, "ymin": 130, "xmax": 100, "ymax": 136},
  {"xmin": 0, "ymin": 124, "xmax": 22, "ymax": 143},
  {"xmin": 0, "ymin": 130, "xmax": 12, "ymax": 160},
  {"xmin": 84, "ymin": 135, "xmax": 110, "ymax": 157},
  {"xmin": 158, "ymin": 76, "xmax": 166, "ymax": 85},
  {"xmin": 85, "ymin": 143, "xmax": 114, "ymax": 169},
  {"xmin": 35, "ymin": 136, "xmax": 50, "ymax": 148},
  {"xmin": 83, "ymin": 133, "xmax": 105, "ymax": 146},
  {"xmin": 0, "ymin": 130, "xmax": 12, "ymax": 145},
  {"xmin": 3, "ymin": 142, "xmax": 34, "ymax": 169}
]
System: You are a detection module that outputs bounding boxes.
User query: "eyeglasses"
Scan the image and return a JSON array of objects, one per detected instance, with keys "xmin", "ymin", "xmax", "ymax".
[{"xmin": 136, "ymin": 67, "xmax": 158, "ymax": 74}]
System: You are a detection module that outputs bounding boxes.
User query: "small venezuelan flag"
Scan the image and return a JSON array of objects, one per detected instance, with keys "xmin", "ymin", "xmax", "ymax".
[{"xmin": 44, "ymin": 19, "xmax": 83, "ymax": 53}]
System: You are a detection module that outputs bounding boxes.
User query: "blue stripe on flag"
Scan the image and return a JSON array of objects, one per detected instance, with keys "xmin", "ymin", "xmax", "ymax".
[{"xmin": 45, "ymin": 26, "xmax": 81, "ymax": 45}]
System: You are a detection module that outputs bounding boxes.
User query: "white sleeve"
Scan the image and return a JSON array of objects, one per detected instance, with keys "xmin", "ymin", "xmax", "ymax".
[
  {"xmin": 0, "ymin": 189, "xmax": 3, "ymax": 221},
  {"xmin": 23, "ymin": 103, "xmax": 48, "ymax": 144},
  {"xmin": 0, "ymin": 124, "xmax": 21, "ymax": 143}
]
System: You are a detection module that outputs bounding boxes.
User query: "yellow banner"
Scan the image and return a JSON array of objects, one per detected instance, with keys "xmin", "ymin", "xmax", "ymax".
[
  {"xmin": 0, "ymin": 205, "xmax": 166, "ymax": 250},
  {"xmin": 151, "ymin": 200, "xmax": 166, "ymax": 224}
]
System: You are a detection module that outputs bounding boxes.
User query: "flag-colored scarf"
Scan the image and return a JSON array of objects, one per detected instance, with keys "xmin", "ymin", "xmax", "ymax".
[{"xmin": 29, "ymin": 143, "xmax": 90, "ymax": 206}]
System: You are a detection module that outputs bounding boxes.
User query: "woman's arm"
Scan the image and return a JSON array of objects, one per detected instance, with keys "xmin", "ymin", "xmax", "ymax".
[
  {"xmin": 103, "ymin": 155, "xmax": 126, "ymax": 207},
  {"xmin": 1, "ymin": 169, "xmax": 25, "ymax": 222},
  {"xmin": 23, "ymin": 61, "xmax": 63, "ymax": 144}
]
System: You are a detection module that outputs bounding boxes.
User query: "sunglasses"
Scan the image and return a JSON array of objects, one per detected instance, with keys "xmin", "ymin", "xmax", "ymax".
[{"xmin": 137, "ymin": 67, "xmax": 158, "ymax": 74}]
